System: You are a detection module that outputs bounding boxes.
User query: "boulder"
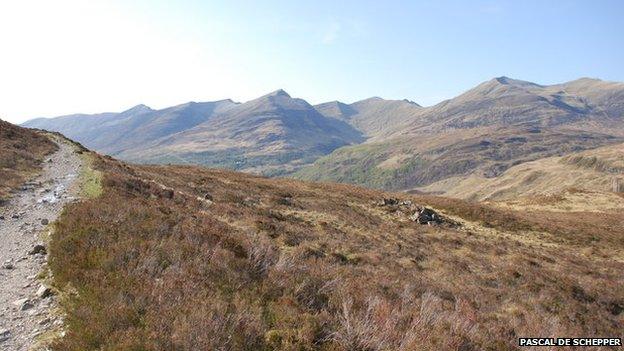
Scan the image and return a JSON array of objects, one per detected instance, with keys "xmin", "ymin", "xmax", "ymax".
[
  {"xmin": 12, "ymin": 298, "xmax": 34, "ymax": 311},
  {"xmin": 29, "ymin": 244, "xmax": 47, "ymax": 255},
  {"xmin": 0, "ymin": 328, "xmax": 10, "ymax": 343},
  {"xmin": 36, "ymin": 285, "xmax": 53, "ymax": 299},
  {"xmin": 410, "ymin": 207, "xmax": 442, "ymax": 225}
]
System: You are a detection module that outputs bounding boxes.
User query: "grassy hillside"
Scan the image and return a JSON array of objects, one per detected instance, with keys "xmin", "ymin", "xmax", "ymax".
[
  {"xmin": 420, "ymin": 142, "xmax": 624, "ymax": 210},
  {"xmin": 294, "ymin": 128, "xmax": 621, "ymax": 191},
  {"xmin": 48, "ymin": 148, "xmax": 623, "ymax": 350},
  {"xmin": 0, "ymin": 120, "xmax": 58, "ymax": 204}
]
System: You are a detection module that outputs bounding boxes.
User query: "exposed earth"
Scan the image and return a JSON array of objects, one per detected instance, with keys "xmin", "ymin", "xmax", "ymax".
[{"xmin": 0, "ymin": 138, "xmax": 82, "ymax": 351}]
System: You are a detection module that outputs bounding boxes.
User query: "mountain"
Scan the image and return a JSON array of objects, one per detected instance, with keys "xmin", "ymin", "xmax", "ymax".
[
  {"xmin": 117, "ymin": 90, "xmax": 364, "ymax": 175},
  {"xmin": 295, "ymin": 77, "xmax": 624, "ymax": 190},
  {"xmin": 23, "ymin": 100, "xmax": 238, "ymax": 155},
  {"xmin": 314, "ymin": 97, "xmax": 422, "ymax": 138},
  {"xmin": 24, "ymin": 91, "xmax": 364, "ymax": 176},
  {"xmin": 23, "ymin": 77, "xmax": 624, "ymax": 188},
  {"xmin": 399, "ymin": 76, "xmax": 624, "ymax": 134}
]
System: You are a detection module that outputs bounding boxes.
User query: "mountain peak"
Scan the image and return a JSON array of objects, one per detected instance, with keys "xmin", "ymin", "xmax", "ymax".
[
  {"xmin": 123, "ymin": 104, "xmax": 153, "ymax": 115},
  {"xmin": 266, "ymin": 89, "xmax": 291, "ymax": 98},
  {"xmin": 492, "ymin": 76, "xmax": 542, "ymax": 88}
]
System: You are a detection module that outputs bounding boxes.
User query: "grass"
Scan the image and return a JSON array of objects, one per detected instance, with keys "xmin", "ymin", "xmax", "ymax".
[
  {"xmin": 78, "ymin": 153, "xmax": 103, "ymax": 198},
  {"xmin": 46, "ymin": 151, "xmax": 623, "ymax": 351}
]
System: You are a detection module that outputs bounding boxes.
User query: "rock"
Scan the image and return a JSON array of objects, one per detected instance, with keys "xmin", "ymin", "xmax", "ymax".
[
  {"xmin": 277, "ymin": 196, "xmax": 293, "ymax": 206},
  {"xmin": 380, "ymin": 198, "xmax": 399, "ymax": 206},
  {"xmin": 13, "ymin": 298, "xmax": 34, "ymax": 311},
  {"xmin": 41, "ymin": 218, "xmax": 49, "ymax": 225},
  {"xmin": 161, "ymin": 189, "xmax": 174, "ymax": 199},
  {"xmin": 36, "ymin": 285, "xmax": 53, "ymax": 299},
  {"xmin": 2, "ymin": 261, "xmax": 14, "ymax": 270},
  {"xmin": 0, "ymin": 215, "xmax": 5, "ymax": 220},
  {"xmin": 11, "ymin": 214, "xmax": 19, "ymax": 219},
  {"xmin": 29, "ymin": 244, "xmax": 47, "ymax": 255},
  {"xmin": 204, "ymin": 193, "xmax": 213, "ymax": 201},
  {"xmin": 0, "ymin": 328, "xmax": 10, "ymax": 342},
  {"xmin": 410, "ymin": 207, "xmax": 442, "ymax": 225}
]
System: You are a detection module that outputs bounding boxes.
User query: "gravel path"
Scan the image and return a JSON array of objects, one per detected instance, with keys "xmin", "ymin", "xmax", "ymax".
[{"xmin": 0, "ymin": 138, "xmax": 83, "ymax": 350}]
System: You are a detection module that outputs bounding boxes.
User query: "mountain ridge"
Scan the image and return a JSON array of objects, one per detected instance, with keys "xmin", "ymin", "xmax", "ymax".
[{"xmin": 22, "ymin": 76, "xmax": 624, "ymax": 188}]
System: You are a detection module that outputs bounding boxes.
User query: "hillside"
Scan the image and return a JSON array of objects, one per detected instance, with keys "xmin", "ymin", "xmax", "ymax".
[
  {"xmin": 296, "ymin": 77, "xmax": 624, "ymax": 190},
  {"xmin": 0, "ymin": 119, "xmax": 58, "ymax": 204},
  {"xmin": 45, "ymin": 139, "xmax": 623, "ymax": 351},
  {"xmin": 419, "ymin": 142, "xmax": 624, "ymax": 211}
]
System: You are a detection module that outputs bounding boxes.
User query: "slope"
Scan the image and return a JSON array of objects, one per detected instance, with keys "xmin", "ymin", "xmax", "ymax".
[
  {"xmin": 419, "ymin": 142, "xmax": 624, "ymax": 211},
  {"xmin": 46, "ymin": 141, "xmax": 623, "ymax": 350},
  {"xmin": 0, "ymin": 119, "xmax": 58, "ymax": 203}
]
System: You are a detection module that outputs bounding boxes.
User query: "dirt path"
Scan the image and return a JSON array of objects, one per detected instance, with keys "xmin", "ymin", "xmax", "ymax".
[{"xmin": 0, "ymin": 137, "xmax": 83, "ymax": 351}]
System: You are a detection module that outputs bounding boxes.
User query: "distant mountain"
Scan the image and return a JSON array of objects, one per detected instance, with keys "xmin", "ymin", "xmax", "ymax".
[
  {"xmin": 24, "ymin": 100, "xmax": 238, "ymax": 155},
  {"xmin": 118, "ymin": 90, "xmax": 364, "ymax": 175},
  {"xmin": 314, "ymin": 97, "xmax": 422, "ymax": 138},
  {"xmin": 295, "ymin": 77, "xmax": 624, "ymax": 190},
  {"xmin": 23, "ymin": 77, "xmax": 624, "ymax": 186},
  {"xmin": 24, "ymin": 90, "xmax": 363, "ymax": 176},
  {"xmin": 400, "ymin": 77, "xmax": 624, "ymax": 135}
]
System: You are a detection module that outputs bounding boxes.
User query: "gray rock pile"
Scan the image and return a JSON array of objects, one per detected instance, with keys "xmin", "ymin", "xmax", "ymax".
[{"xmin": 377, "ymin": 198, "xmax": 451, "ymax": 226}]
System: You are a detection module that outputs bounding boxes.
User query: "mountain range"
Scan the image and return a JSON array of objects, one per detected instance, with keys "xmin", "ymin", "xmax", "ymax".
[{"xmin": 23, "ymin": 76, "xmax": 624, "ymax": 192}]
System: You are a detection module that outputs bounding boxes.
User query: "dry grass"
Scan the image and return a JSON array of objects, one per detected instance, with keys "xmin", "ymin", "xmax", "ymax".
[
  {"xmin": 420, "ymin": 142, "xmax": 624, "ymax": 205},
  {"xmin": 48, "ymin": 153, "xmax": 624, "ymax": 350},
  {"xmin": 0, "ymin": 120, "xmax": 58, "ymax": 204}
]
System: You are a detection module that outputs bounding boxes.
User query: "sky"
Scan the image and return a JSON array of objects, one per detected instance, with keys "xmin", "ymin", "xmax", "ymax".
[{"xmin": 1, "ymin": 0, "xmax": 623, "ymax": 123}]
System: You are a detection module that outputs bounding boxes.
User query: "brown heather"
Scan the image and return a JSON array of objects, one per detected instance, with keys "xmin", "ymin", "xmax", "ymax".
[
  {"xmin": 0, "ymin": 120, "xmax": 58, "ymax": 203},
  {"xmin": 48, "ymin": 152, "xmax": 623, "ymax": 351}
]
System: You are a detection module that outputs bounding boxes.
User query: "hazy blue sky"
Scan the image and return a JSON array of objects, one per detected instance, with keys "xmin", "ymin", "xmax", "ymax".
[{"xmin": 1, "ymin": 0, "xmax": 622, "ymax": 122}]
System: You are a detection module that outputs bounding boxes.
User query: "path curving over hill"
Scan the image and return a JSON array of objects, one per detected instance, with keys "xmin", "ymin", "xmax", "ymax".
[{"xmin": 0, "ymin": 137, "xmax": 83, "ymax": 350}]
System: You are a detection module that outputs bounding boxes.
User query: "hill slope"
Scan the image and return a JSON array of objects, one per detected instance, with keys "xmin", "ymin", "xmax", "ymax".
[
  {"xmin": 420, "ymin": 142, "xmax": 624, "ymax": 212},
  {"xmin": 46, "ymin": 141, "xmax": 623, "ymax": 350},
  {"xmin": 0, "ymin": 119, "xmax": 58, "ymax": 203}
]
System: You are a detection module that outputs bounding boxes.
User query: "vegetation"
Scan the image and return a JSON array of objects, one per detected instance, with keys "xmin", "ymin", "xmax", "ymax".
[
  {"xmin": 294, "ymin": 128, "xmax": 621, "ymax": 192},
  {"xmin": 78, "ymin": 153, "xmax": 103, "ymax": 198},
  {"xmin": 0, "ymin": 120, "xmax": 58, "ymax": 203},
  {"xmin": 48, "ymin": 150, "xmax": 623, "ymax": 350}
]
